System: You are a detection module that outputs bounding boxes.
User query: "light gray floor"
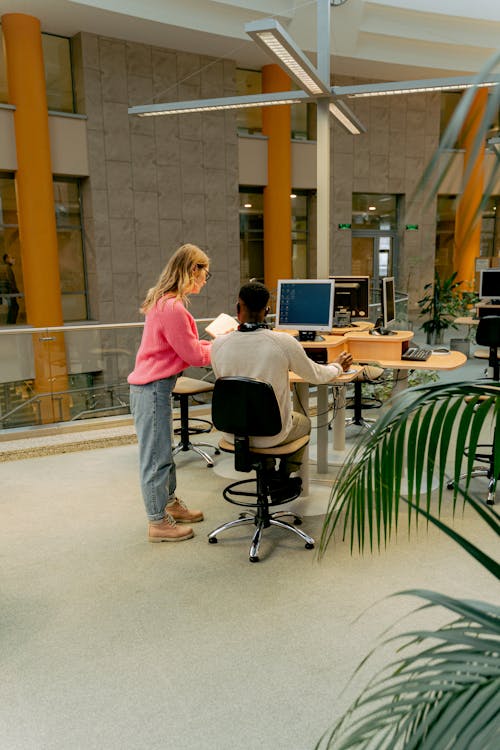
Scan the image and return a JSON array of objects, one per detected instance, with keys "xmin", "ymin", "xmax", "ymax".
[{"xmin": 1, "ymin": 351, "xmax": 498, "ymax": 750}]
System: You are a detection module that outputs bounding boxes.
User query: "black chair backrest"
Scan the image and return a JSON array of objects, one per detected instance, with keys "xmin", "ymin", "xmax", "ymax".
[
  {"xmin": 212, "ymin": 376, "xmax": 282, "ymax": 437},
  {"xmin": 476, "ymin": 315, "xmax": 500, "ymax": 379}
]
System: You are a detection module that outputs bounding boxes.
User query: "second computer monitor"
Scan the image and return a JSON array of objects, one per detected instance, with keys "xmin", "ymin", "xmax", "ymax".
[
  {"xmin": 381, "ymin": 276, "xmax": 396, "ymax": 328},
  {"xmin": 275, "ymin": 279, "xmax": 335, "ymax": 341},
  {"xmin": 479, "ymin": 268, "xmax": 500, "ymax": 302},
  {"xmin": 330, "ymin": 276, "xmax": 370, "ymax": 321}
]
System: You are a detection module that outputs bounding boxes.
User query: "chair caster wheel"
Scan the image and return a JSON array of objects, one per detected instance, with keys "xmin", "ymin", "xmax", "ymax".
[
  {"xmin": 487, "ymin": 498, "xmax": 495, "ymax": 506},
  {"xmin": 447, "ymin": 481, "xmax": 454, "ymax": 490},
  {"xmin": 305, "ymin": 542, "xmax": 314, "ymax": 550},
  {"xmin": 249, "ymin": 556, "xmax": 259, "ymax": 563},
  {"xmin": 215, "ymin": 449, "xmax": 221, "ymax": 455},
  {"xmin": 294, "ymin": 518, "xmax": 302, "ymax": 526},
  {"xmin": 207, "ymin": 463, "xmax": 214, "ymax": 468},
  {"xmin": 208, "ymin": 537, "xmax": 218, "ymax": 544}
]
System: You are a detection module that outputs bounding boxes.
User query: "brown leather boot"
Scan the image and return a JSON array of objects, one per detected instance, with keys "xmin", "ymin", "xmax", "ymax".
[
  {"xmin": 148, "ymin": 513, "xmax": 194, "ymax": 542},
  {"xmin": 166, "ymin": 497, "xmax": 204, "ymax": 523}
]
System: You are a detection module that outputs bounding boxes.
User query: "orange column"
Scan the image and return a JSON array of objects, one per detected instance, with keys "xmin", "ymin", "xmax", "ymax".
[
  {"xmin": 262, "ymin": 65, "xmax": 292, "ymax": 295},
  {"xmin": 454, "ymin": 89, "xmax": 488, "ymax": 286},
  {"xmin": 2, "ymin": 13, "xmax": 69, "ymax": 421}
]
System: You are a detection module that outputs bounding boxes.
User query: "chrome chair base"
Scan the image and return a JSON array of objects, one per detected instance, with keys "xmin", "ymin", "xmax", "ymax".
[
  {"xmin": 447, "ymin": 467, "xmax": 496, "ymax": 506},
  {"xmin": 173, "ymin": 441, "xmax": 219, "ymax": 468},
  {"xmin": 208, "ymin": 512, "xmax": 314, "ymax": 563}
]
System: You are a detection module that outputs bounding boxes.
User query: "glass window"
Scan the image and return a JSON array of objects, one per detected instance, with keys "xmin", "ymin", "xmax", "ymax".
[
  {"xmin": 0, "ymin": 30, "xmax": 7, "ymax": 105},
  {"xmin": 236, "ymin": 68, "xmax": 316, "ymax": 140},
  {"xmin": 436, "ymin": 194, "xmax": 500, "ymax": 280},
  {"xmin": 54, "ymin": 179, "xmax": 88, "ymax": 321},
  {"xmin": 1, "ymin": 175, "xmax": 87, "ymax": 324},
  {"xmin": 0, "ymin": 175, "xmax": 23, "ymax": 324},
  {"xmin": 42, "ymin": 34, "xmax": 74, "ymax": 113},
  {"xmin": 239, "ymin": 188, "xmax": 264, "ymax": 285},
  {"xmin": 0, "ymin": 30, "xmax": 74, "ymax": 112},
  {"xmin": 236, "ymin": 69, "xmax": 263, "ymax": 135},
  {"xmin": 440, "ymin": 91, "xmax": 499, "ymax": 144},
  {"xmin": 291, "ymin": 192, "xmax": 310, "ymax": 277},
  {"xmin": 352, "ymin": 194, "xmax": 398, "ymax": 231}
]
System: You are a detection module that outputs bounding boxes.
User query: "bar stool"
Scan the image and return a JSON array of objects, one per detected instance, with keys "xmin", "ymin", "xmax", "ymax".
[
  {"xmin": 345, "ymin": 365, "xmax": 384, "ymax": 430},
  {"xmin": 172, "ymin": 376, "xmax": 219, "ymax": 467}
]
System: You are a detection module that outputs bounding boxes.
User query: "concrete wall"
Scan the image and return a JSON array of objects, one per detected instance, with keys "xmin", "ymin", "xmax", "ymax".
[
  {"xmin": 71, "ymin": 32, "xmax": 240, "ymax": 324},
  {"xmin": 329, "ymin": 89, "xmax": 442, "ymax": 312}
]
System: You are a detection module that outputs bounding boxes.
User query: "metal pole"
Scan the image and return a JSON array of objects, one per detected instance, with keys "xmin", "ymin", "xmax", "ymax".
[
  {"xmin": 316, "ymin": 1, "xmax": 331, "ymax": 473},
  {"xmin": 316, "ymin": 0, "xmax": 331, "ymax": 279}
]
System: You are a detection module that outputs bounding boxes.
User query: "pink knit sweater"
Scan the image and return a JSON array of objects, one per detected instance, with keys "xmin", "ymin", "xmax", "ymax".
[{"xmin": 128, "ymin": 296, "xmax": 212, "ymax": 385}]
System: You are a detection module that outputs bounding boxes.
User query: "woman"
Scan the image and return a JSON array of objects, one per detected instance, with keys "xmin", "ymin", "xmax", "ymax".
[{"xmin": 128, "ymin": 244, "xmax": 212, "ymax": 542}]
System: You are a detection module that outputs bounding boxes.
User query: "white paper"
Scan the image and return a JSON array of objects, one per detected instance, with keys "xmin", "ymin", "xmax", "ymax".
[{"xmin": 205, "ymin": 313, "xmax": 239, "ymax": 337}]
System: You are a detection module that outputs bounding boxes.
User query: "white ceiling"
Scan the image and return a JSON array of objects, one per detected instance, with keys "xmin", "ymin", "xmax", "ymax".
[{"xmin": 1, "ymin": 0, "xmax": 499, "ymax": 81}]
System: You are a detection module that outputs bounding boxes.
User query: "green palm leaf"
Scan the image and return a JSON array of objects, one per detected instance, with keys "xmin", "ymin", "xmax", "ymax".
[
  {"xmin": 315, "ymin": 592, "xmax": 500, "ymax": 750},
  {"xmin": 320, "ymin": 380, "xmax": 500, "ymax": 577}
]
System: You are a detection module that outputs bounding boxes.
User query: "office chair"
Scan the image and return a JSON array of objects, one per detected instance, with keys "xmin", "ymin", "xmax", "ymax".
[
  {"xmin": 345, "ymin": 365, "xmax": 385, "ymax": 430},
  {"xmin": 208, "ymin": 376, "xmax": 314, "ymax": 562},
  {"xmin": 172, "ymin": 376, "xmax": 220, "ymax": 467},
  {"xmin": 447, "ymin": 315, "xmax": 500, "ymax": 505}
]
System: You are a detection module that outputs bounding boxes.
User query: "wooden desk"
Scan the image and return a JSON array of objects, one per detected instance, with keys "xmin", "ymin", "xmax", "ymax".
[
  {"xmin": 289, "ymin": 330, "xmax": 466, "ymax": 478},
  {"xmin": 363, "ymin": 350, "xmax": 467, "ymax": 371},
  {"xmin": 344, "ymin": 329, "xmax": 414, "ymax": 360}
]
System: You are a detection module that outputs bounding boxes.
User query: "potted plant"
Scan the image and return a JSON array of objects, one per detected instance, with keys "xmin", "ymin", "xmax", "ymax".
[
  {"xmin": 417, "ymin": 271, "xmax": 463, "ymax": 345},
  {"xmin": 316, "ymin": 380, "xmax": 500, "ymax": 749},
  {"xmin": 449, "ymin": 286, "xmax": 480, "ymax": 357}
]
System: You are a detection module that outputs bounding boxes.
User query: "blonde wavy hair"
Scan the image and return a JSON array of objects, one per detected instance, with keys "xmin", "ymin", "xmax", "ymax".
[{"xmin": 141, "ymin": 244, "xmax": 210, "ymax": 313}]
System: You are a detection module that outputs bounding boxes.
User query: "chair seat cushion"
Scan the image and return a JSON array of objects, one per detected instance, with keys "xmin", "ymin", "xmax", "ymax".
[
  {"xmin": 219, "ymin": 434, "xmax": 309, "ymax": 457},
  {"xmin": 174, "ymin": 376, "xmax": 214, "ymax": 396}
]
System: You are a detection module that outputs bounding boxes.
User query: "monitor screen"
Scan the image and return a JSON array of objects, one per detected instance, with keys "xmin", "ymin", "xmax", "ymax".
[
  {"xmin": 479, "ymin": 268, "xmax": 500, "ymax": 300},
  {"xmin": 381, "ymin": 276, "xmax": 396, "ymax": 328},
  {"xmin": 329, "ymin": 276, "xmax": 370, "ymax": 319},
  {"xmin": 275, "ymin": 279, "xmax": 335, "ymax": 334}
]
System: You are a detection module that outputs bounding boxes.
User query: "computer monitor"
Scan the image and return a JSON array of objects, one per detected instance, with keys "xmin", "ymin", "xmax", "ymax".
[
  {"xmin": 479, "ymin": 268, "xmax": 500, "ymax": 302},
  {"xmin": 381, "ymin": 276, "xmax": 396, "ymax": 329},
  {"xmin": 275, "ymin": 279, "xmax": 335, "ymax": 341},
  {"xmin": 329, "ymin": 275, "xmax": 370, "ymax": 322}
]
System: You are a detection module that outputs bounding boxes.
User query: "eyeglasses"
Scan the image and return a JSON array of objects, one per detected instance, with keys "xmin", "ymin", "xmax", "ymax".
[{"xmin": 197, "ymin": 264, "xmax": 212, "ymax": 281}]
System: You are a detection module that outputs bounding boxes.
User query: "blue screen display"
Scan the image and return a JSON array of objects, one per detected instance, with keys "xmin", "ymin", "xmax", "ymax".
[{"xmin": 277, "ymin": 281, "xmax": 334, "ymax": 329}]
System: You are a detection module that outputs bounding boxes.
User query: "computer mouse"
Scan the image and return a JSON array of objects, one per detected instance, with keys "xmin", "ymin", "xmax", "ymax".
[{"xmin": 433, "ymin": 347, "xmax": 449, "ymax": 354}]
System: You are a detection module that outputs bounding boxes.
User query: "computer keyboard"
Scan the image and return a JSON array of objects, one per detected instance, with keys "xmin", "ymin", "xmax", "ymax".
[{"xmin": 401, "ymin": 347, "xmax": 432, "ymax": 362}]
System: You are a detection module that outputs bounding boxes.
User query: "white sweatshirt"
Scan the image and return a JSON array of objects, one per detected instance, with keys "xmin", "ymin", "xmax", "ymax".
[{"xmin": 211, "ymin": 328, "xmax": 342, "ymax": 447}]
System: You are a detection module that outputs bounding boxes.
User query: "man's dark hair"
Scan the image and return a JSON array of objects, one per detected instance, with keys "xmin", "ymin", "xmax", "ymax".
[
  {"xmin": 2, "ymin": 253, "xmax": 8, "ymax": 263},
  {"xmin": 238, "ymin": 281, "xmax": 270, "ymax": 312}
]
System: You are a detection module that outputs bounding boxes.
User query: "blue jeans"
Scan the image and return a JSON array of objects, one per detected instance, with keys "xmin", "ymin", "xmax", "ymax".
[{"xmin": 130, "ymin": 376, "xmax": 178, "ymax": 522}]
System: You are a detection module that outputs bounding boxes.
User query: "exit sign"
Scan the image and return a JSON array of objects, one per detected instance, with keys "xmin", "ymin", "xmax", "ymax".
[
  {"xmin": 338, "ymin": 223, "xmax": 352, "ymax": 230},
  {"xmin": 405, "ymin": 224, "xmax": 419, "ymax": 231}
]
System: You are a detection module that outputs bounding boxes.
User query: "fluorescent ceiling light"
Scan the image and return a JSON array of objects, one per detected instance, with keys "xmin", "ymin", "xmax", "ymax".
[
  {"xmin": 332, "ymin": 75, "xmax": 500, "ymax": 99},
  {"xmin": 329, "ymin": 100, "xmax": 366, "ymax": 135},
  {"xmin": 245, "ymin": 18, "xmax": 330, "ymax": 96},
  {"xmin": 128, "ymin": 90, "xmax": 311, "ymax": 117}
]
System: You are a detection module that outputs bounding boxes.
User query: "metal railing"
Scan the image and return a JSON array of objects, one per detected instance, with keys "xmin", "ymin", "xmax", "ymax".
[
  {"xmin": 0, "ymin": 320, "xmax": 214, "ymax": 431},
  {"xmin": 0, "ymin": 295, "xmax": 408, "ymax": 431}
]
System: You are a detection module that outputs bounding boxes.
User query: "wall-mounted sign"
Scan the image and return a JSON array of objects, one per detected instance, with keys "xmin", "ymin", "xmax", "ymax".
[
  {"xmin": 405, "ymin": 224, "xmax": 419, "ymax": 231},
  {"xmin": 338, "ymin": 223, "xmax": 352, "ymax": 230}
]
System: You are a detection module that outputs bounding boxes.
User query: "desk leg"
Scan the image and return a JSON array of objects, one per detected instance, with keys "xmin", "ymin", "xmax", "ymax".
[
  {"xmin": 391, "ymin": 369, "xmax": 409, "ymax": 397},
  {"xmin": 293, "ymin": 382, "xmax": 310, "ymax": 495},
  {"xmin": 333, "ymin": 385, "xmax": 346, "ymax": 452},
  {"xmin": 316, "ymin": 384, "xmax": 329, "ymax": 474}
]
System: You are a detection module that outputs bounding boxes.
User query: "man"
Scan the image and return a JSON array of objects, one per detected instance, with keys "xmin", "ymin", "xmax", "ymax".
[
  {"xmin": 211, "ymin": 281, "xmax": 353, "ymax": 497},
  {"xmin": 0, "ymin": 253, "xmax": 20, "ymax": 324}
]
